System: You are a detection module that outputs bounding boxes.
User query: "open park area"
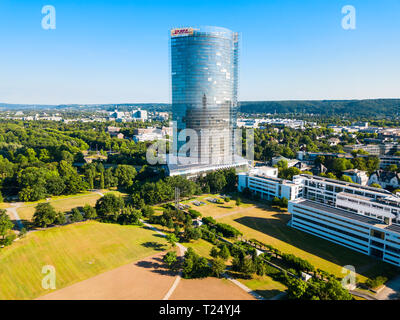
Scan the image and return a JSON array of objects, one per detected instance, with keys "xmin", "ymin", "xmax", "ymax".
[
  {"xmin": 0, "ymin": 220, "xmax": 168, "ymax": 299},
  {"xmin": 1, "ymin": 190, "xmax": 398, "ymax": 300},
  {"xmin": 8, "ymin": 190, "xmax": 126, "ymax": 224},
  {"xmin": 178, "ymin": 194, "xmax": 399, "ymax": 284},
  {"xmin": 38, "ymin": 250, "xmax": 255, "ymax": 300}
]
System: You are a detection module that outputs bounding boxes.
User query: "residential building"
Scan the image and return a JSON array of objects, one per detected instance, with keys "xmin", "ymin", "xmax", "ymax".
[
  {"xmin": 368, "ymin": 170, "xmax": 400, "ymax": 189},
  {"xmin": 343, "ymin": 169, "xmax": 369, "ymax": 185},
  {"xmin": 107, "ymin": 126, "xmax": 120, "ymax": 134},
  {"xmin": 296, "ymin": 151, "xmax": 354, "ymax": 163},
  {"xmin": 328, "ymin": 138, "xmax": 341, "ymax": 146},
  {"xmin": 107, "ymin": 126, "xmax": 124, "ymax": 139},
  {"xmin": 311, "ymin": 163, "xmax": 328, "ymax": 176}
]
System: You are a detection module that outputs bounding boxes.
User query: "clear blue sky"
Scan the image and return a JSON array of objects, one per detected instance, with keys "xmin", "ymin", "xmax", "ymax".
[{"xmin": 0, "ymin": 0, "xmax": 399, "ymax": 104}]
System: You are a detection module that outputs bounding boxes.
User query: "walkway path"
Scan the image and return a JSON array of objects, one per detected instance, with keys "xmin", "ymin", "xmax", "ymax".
[
  {"xmin": 162, "ymin": 244, "xmax": 186, "ymax": 300},
  {"xmin": 6, "ymin": 190, "xmax": 106, "ymax": 231},
  {"xmin": 6, "ymin": 203, "xmax": 24, "ymax": 230},
  {"xmin": 223, "ymin": 275, "xmax": 266, "ymax": 300},
  {"xmin": 142, "ymin": 220, "xmax": 266, "ymax": 300},
  {"xmin": 376, "ymin": 275, "xmax": 400, "ymax": 300},
  {"xmin": 94, "ymin": 190, "xmax": 104, "ymax": 197},
  {"xmin": 350, "ymin": 290, "xmax": 377, "ymax": 300}
]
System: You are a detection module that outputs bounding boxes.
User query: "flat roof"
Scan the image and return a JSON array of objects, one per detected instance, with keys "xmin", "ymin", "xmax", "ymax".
[
  {"xmin": 250, "ymin": 174, "xmax": 296, "ymax": 186},
  {"xmin": 166, "ymin": 154, "xmax": 249, "ymax": 176},
  {"xmin": 386, "ymin": 224, "xmax": 400, "ymax": 234},
  {"xmin": 299, "ymin": 174, "xmax": 393, "ymax": 195},
  {"xmin": 292, "ymin": 199, "xmax": 400, "ymax": 234},
  {"xmin": 337, "ymin": 192, "xmax": 371, "ymax": 201}
]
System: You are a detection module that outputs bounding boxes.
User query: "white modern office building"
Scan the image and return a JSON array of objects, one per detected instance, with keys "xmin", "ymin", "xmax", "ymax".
[
  {"xmin": 288, "ymin": 174, "xmax": 400, "ymax": 266},
  {"xmin": 292, "ymin": 174, "xmax": 395, "ymax": 207},
  {"xmin": 237, "ymin": 166, "xmax": 302, "ymax": 201}
]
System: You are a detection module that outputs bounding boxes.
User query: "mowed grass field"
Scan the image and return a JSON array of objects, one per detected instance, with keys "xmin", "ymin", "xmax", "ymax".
[
  {"xmin": 240, "ymin": 275, "xmax": 287, "ymax": 299},
  {"xmin": 0, "ymin": 203, "xmax": 10, "ymax": 209},
  {"xmin": 182, "ymin": 194, "xmax": 254, "ymax": 217},
  {"xmin": 215, "ymin": 205, "xmax": 399, "ymax": 282},
  {"xmin": 0, "ymin": 221, "xmax": 167, "ymax": 300},
  {"xmin": 179, "ymin": 197, "xmax": 399, "ymax": 283}
]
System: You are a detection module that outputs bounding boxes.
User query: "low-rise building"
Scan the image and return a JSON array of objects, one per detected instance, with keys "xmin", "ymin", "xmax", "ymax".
[
  {"xmin": 343, "ymin": 169, "xmax": 369, "ymax": 185},
  {"xmin": 132, "ymin": 126, "xmax": 172, "ymax": 142},
  {"xmin": 167, "ymin": 154, "xmax": 249, "ymax": 179},
  {"xmin": 328, "ymin": 138, "xmax": 341, "ymax": 146},
  {"xmin": 107, "ymin": 126, "xmax": 124, "ymax": 139},
  {"xmin": 380, "ymin": 156, "xmax": 400, "ymax": 169},
  {"xmin": 131, "ymin": 108, "xmax": 148, "ymax": 121},
  {"xmin": 237, "ymin": 166, "xmax": 302, "ymax": 201},
  {"xmin": 152, "ymin": 112, "xmax": 169, "ymax": 121},
  {"xmin": 289, "ymin": 196, "xmax": 400, "ymax": 266},
  {"xmin": 288, "ymin": 174, "xmax": 400, "ymax": 266},
  {"xmin": 271, "ymin": 156, "xmax": 298, "ymax": 168},
  {"xmin": 368, "ymin": 170, "xmax": 400, "ymax": 189},
  {"xmin": 343, "ymin": 143, "xmax": 400, "ymax": 156}
]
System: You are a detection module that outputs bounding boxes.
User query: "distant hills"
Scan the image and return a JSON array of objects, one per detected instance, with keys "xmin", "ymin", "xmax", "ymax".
[
  {"xmin": 239, "ymin": 99, "xmax": 400, "ymax": 116},
  {"xmin": 1, "ymin": 99, "xmax": 399, "ymax": 117}
]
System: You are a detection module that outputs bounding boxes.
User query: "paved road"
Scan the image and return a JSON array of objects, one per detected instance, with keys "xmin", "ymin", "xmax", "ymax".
[{"xmin": 376, "ymin": 275, "xmax": 400, "ymax": 300}]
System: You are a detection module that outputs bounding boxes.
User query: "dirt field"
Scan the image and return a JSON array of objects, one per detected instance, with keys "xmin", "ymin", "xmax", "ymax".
[
  {"xmin": 169, "ymin": 277, "xmax": 256, "ymax": 300},
  {"xmin": 38, "ymin": 252, "xmax": 177, "ymax": 300},
  {"xmin": 38, "ymin": 252, "xmax": 256, "ymax": 300}
]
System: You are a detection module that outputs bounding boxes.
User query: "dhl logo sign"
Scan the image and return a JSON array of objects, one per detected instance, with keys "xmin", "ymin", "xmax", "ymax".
[{"xmin": 171, "ymin": 28, "xmax": 194, "ymax": 37}]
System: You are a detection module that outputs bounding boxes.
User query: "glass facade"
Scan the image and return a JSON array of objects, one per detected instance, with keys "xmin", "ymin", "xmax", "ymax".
[{"xmin": 170, "ymin": 26, "xmax": 239, "ymax": 164}]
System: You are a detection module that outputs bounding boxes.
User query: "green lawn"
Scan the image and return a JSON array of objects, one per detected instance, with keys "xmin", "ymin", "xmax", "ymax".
[
  {"xmin": 181, "ymin": 239, "xmax": 215, "ymax": 259},
  {"xmin": 240, "ymin": 275, "xmax": 287, "ymax": 299},
  {"xmin": 0, "ymin": 221, "xmax": 167, "ymax": 300},
  {"xmin": 181, "ymin": 193, "xmax": 254, "ymax": 217},
  {"xmin": 17, "ymin": 193, "xmax": 103, "ymax": 222},
  {"xmin": 0, "ymin": 203, "xmax": 10, "ymax": 209},
  {"xmin": 16, "ymin": 190, "xmax": 125, "ymax": 222},
  {"xmin": 211, "ymin": 204, "xmax": 399, "ymax": 283}
]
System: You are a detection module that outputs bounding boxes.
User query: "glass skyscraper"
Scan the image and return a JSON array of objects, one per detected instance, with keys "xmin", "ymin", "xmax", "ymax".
[{"xmin": 170, "ymin": 26, "xmax": 239, "ymax": 165}]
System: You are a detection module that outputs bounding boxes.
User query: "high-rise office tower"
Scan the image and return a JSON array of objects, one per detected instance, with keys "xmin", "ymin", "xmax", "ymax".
[{"xmin": 170, "ymin": 26, "xmax": 239, "ymax": 165}]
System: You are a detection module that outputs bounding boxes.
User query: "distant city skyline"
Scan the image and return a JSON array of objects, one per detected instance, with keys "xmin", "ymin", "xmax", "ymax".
[{"xmin": 0, "ymin": 0, "xmax": 399, "ymax": 104}]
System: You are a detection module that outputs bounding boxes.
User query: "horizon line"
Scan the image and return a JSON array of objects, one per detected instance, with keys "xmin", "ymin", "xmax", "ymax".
[{"xmin": 1, "ymin": 97, "xmax": 400, "ymax": 107}]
